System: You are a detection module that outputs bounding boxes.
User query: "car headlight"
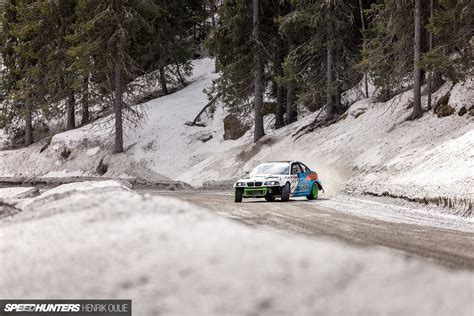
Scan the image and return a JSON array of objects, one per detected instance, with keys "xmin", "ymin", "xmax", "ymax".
[
  {"xmin": 264, "ymin": 181, "xmax": 279, "ymax": 186},
  {"xmin": 235, "ymin": 182, "xmax": 246, "ymax": 187}
]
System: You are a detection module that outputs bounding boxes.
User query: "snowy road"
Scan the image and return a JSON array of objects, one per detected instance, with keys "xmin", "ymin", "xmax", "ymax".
[{"xmin": 146, "ymin": 190, "xmax": 474, "ymax": 270}]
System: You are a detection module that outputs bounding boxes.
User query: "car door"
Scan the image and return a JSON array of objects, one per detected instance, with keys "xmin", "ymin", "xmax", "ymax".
[
  {"xmin": 301, "ymin": 162, "xmax": 320, "ymax": 192},
  {"xmin": 296, "ymin": 162, "xmax": 310, "ymax": 195},
  {"xmin": 290, "ymin": 163, "xmax": 307, "ymax": 195}
]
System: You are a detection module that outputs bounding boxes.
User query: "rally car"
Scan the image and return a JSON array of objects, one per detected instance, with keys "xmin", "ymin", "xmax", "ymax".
[{"xmin": 233, "ymin": 161, "xmax": 324, "ymax": 202}]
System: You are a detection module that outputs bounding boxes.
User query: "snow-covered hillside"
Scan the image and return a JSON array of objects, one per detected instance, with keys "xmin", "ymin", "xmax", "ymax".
[
  {"xmin": 0, "ymin": 58, "xmax": 244, "ymax": 182},
  {"xmin": 179, "ymin": 79, "xmax": 473, "ymax": 213},
  {"xmin": 0, "ymin": 58, "xmax": 472, "ymax": 213},
  {"xmin": 1, "ymin": 181, "xmax": 472, "ymax": 315}
]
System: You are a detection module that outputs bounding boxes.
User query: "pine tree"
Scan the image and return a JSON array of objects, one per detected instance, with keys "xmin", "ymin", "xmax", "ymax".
[
  {"xmin": 422, "ymin": 0, "xmax": 473, "ymax": 84},
  {"xmin": 209, "ymin": 0, "xmax": 255, "ymax": 119},
  {"xmin": 209, "ymin": 0, "xmax": 293, "ymax": 138},
  {"xmin": 137, "ymin": 0, "xmax": 206, "ymax": 95},
  {"xmin": 273, "ymin": 34, "xmax": 286, "ymax": 129},
  {"xmin": 207, "ymin": 0, "xmax": 219, "ymax": 72},
  {"xmin": 1, "ymin": 2, "xmax": 12, "ymax": 127},
  {"xmin": 280, "ymin": 0, "xmax": 356, "ymax": 121},
  {"xmin": 1, "ymin": 0, "xmax": 18, "ymax": 103},
  {"xmin": 9, "ymin": 0, "xmax": 55, "ymax": 146},
  {"xmin": 358, "ymin": 0, "xmax": 369, "ymax": 98},
  {"xmin": 253, "ymin": 0, "xmax": 264, "ymax": 142},
  {"xmin": 363, "ymin": 1, "xmax": 415, "ymax": 102},
  {"xmin": 426, "ymin": 0, "xmax": 434, "ymax": 110},
  {"xmin": 43, "ymin": 0, "xmax": 78, "ymax": 130},
  {"xmin": 0, "ymin": 0, "xmax": 20, "ymax": 137},
  {"xmin": 72, "ymin": 0, "xmax": 158, "ymax": 153},
  {"xmin": 411, "ymin": 0, "xmax": 423, "ymax": 120}
]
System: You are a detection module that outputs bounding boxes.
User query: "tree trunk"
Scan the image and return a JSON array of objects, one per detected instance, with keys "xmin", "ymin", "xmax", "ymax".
[
  {"xmin": 286, "ymin": 84, "xmax": 297, "ymax": 124},
  {"xmin": 433, "ymin": 71, "xmax": 444, "ymax": 90},
  {"xmin": 276, "ymin": 84, "xmax": 285, "ymax": 128},
  {"xmin": 326, "ymin": 8, "xmax": 336, "ymax": 119},
  {"xmin": 334, "ymin": 46, "xmax": 342, "ymax": 112},
  {"xmin": 412, "ymin": 0, "xmax": 423, "ymax": 119},
  {"xmin": 427, "ymin": 0, "xmax": 434, "ymax": 110},
  {"xmin": 113, "ymin": 57, "xmax": 124, "ymax": 153},
  {"xmin": 24, "ymin": 104, "xmax": 33, "ymax": 146},
  {"xmin": 159, "ymin": 66, "xmax": 168, "ymax": 95},
  {"xmin": 209, "ymin": 0, "xmax": 219, "ymax": 72},
  {"xmin": 81, "ymin": 77, "xmax": 90, "ymax": 126},
  {"xmin": 275, "ymin": 36, "xmax": 285, "ymax": 129},
  {"xmin": 66, "ymin": 93, "xmax": 75, "ymax": 130},
  {"xmin": 253, "ymin": 0, "xmax": 264, "ymax": 142},
  {"xmin": 359, "ymin": 0, "xmax": 369, "ymax": 98}
]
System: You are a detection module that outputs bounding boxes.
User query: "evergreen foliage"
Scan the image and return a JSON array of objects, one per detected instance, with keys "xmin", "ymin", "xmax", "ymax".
[
  {"xmin": 0, "ymin": 0, "xmax": 206, "ymax": 151},
  {"xmin": 422, "ymin": 0, "xmax": 473, "ymax": 83},
  {"xmin": 0, "ymin": 0, "xmax": 471, "ymax": 147}
]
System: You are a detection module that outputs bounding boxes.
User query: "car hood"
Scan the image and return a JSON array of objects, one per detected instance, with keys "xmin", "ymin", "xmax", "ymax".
[{"xmin": 236, "ymin": 174, "xmax": 286, "ymax": 183}]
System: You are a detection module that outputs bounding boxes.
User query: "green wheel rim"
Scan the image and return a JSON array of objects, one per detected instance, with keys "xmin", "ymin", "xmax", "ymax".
[{"xmin": 312, "ymin": 184, "xmax": 319, "ymax": 199}]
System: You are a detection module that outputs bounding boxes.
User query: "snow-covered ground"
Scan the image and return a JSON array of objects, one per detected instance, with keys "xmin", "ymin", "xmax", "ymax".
[
  {"xmin": 1, "ymin": 181, "xmax": 473, "ymax": 315},
  {"xmin": 0, "ymin": 58, "xmax": 472, "ymax": 215}
]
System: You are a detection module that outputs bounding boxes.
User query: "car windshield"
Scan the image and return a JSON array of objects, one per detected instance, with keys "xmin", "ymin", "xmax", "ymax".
[{"xmin": 250, "ymin": 163, "xmax": 289, "ymax": 175}]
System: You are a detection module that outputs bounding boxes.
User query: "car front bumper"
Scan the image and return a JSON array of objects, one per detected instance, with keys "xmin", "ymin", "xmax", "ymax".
[{"xmin": 242, "ymin": 186, "xmax": 280, "ymax": 198}]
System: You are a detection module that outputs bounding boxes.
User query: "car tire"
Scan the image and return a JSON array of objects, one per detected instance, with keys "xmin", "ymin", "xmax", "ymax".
[
  {"xmin": 306, "ymin": 183, "xmax": 318, "ymax": 200},
  {"xmin": 281, "ymin": 183, "xmax": 290, "ymax": 202},
  {"xmin": 264, "ymin": 195, "xmax": 275, "ymax": 202},
  {"xmin": 235, "ymin": 188, "xmax": 243, "ymax": 202}
]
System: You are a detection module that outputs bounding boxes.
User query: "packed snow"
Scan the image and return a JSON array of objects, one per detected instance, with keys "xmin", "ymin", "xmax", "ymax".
[
  {"xmin": 0, "ymin": 186, "xmax": 37, "ymax": 200},
  {"xmin": 1, "ymin": 181, "xmax": 473, "ymax": 315},
  {"xmin": 0, "ymin": 58, "xmax": 472, "ymax": 216}
]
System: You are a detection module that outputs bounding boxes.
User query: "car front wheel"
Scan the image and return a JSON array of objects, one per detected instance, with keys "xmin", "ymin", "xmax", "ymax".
[{"xmin": 235, "ymin": 188, "xmax": 243, "ymax": 202}]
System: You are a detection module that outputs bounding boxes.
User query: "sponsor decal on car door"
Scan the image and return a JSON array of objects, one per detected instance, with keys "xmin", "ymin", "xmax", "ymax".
[
  {"xmin": 290, "ymin": 174, "xmax": 299, "ymax": 193},
  {"xmin": 297, "ymin": 172, "xmax": 309, "ymax": 193}
]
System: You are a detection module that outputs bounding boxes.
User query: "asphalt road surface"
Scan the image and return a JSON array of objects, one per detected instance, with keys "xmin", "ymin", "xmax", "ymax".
[{"xmin": 146, "ymin": 190, "xmax": 474, "ymax": 271}]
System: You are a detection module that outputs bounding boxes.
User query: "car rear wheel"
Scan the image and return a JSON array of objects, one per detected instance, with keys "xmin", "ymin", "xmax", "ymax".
[
  {"xmin": 264, "ymin": 195, "xmax": 275, "ymax": 202},
  {"xmin": 306, "ymin": 183, "xmax": 319, "ymax": 200},
  {"xmin": 281, "ymin": 183, "xmax": 290, "ymax": 202},
  {"xmin": 235, "ymin": 188, "xmax": 243, "ymax": 202}
]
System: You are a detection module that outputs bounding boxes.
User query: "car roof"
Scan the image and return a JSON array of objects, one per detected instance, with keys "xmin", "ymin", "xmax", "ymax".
[
  {"xmin": 267, "ymin": 161, "xmax": 305, "ymax": 165},
  {"xmin": 267, "ymin": 160, "xmax": 293, "ymax": 164}
]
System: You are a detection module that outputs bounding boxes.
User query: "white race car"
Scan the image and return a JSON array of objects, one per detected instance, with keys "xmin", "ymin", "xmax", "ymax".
[{"xmin": 233, "ymin": 161, "xmax": 324, "ymax": 202}]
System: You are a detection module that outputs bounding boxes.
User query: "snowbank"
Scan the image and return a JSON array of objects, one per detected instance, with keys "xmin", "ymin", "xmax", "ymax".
[
  {"xmin": 1, "ymin": 181, "xmax": 473, "ymax": 315},
  {"xmin": 318, "ymin": 194, "xmax": 474, "ymax": 232}
]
